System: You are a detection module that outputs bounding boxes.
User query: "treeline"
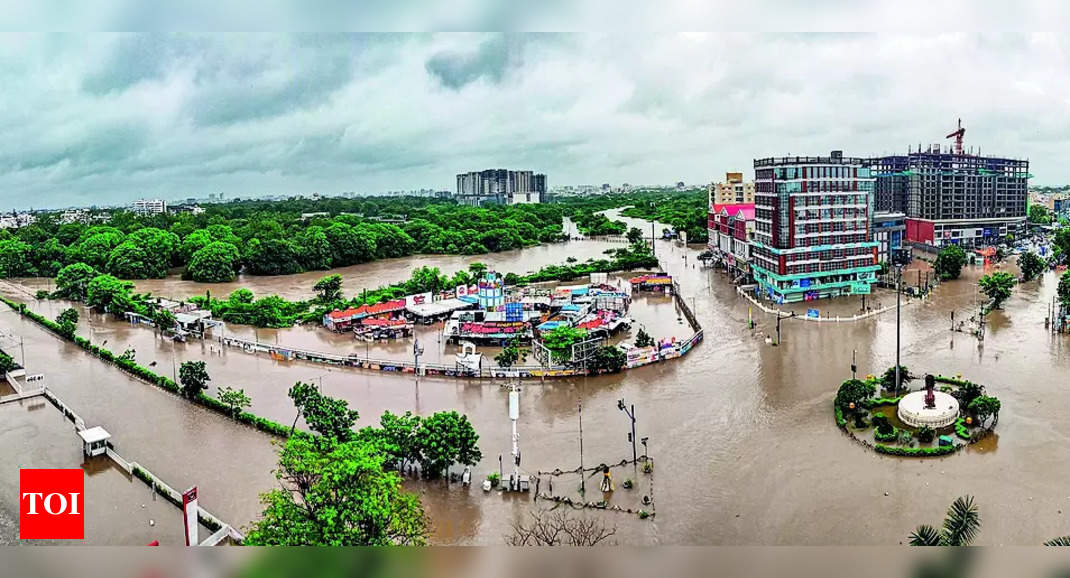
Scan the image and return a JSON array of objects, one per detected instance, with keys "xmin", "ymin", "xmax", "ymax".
[
  {"xmin": 556, "ymin": 189, "xmax": 710, "ymax": 243},
  {"xmin": 0, "ymin": 196, "xmax": 569, "ymax": 282}
]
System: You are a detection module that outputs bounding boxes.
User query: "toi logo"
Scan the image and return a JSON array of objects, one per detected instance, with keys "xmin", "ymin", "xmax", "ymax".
[{"xmin": 20, "ymin": 469, "xmax": 84, "ymax": 539}]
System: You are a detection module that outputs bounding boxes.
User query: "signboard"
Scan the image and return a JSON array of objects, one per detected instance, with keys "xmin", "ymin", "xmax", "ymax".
[
  {"xmin": 807, "ymin": 309, "xmax": 819, "ymax": 319},
  {"xmin": 182, "ymin": 486, "xmax": 198, "ymax": 546},
  {"xmin": 851, "ymin": 282, "xmax": 872, "ymax": 295},
  {"xmin": 799, "ymin": 279, "xmax": 811, "ymax": 288},
  {"xmin": 405, "ymin": 292, "xmax": 432, "ymax": 308},
  {"xmin": 456, "ymin": 285, "xmax": 467, "ymax": 297},
  {"xmin": 505, "ymin": 302, "xmax": 523, "ymax": 322}
]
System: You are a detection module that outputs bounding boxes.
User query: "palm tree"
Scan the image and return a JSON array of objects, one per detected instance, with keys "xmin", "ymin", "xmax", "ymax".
[
  {"xmin": 1044, "ymin": 536, "xmax": 1070, "ymax": 546},
  {"xmin": 909, "ymin": 496, "xmax": 981, "ymax": 546}
]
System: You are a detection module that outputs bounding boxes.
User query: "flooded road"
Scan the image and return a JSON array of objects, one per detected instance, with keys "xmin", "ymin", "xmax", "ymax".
[{"xmin": 5, "ymin": 209, "xmax": 1070, "ymax": 545}]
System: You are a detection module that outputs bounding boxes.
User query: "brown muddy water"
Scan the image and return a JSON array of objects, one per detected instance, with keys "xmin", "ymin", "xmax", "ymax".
[{"xmin": 3, "ymin": 211, "xmax": 1070, "ymax": 545}]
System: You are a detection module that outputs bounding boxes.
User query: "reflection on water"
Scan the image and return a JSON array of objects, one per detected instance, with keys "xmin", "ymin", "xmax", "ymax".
[{"xmin": 1, "ymin": 210, "xmax": 1069, "ymax": 544}]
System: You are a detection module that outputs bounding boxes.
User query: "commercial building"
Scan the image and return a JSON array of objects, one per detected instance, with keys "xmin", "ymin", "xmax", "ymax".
[
  {"xmin": 455, "ymin": 169, "xmax": 547, "ymax": 205},
  {"xmin": 751, "ymin": 151, "xmax": 879, "ymax": 303},
  {"xmin": 707, "ymin": 203, "xmax": 755, "ymax": 278},
  {"xmin": 131, "ymin": 198, "xmax": 167, "ymax": 215},
  {"xmin": 869, "ymin": 137, "xmax": 1029, "ymax": 248},
  {"xmin": 871, "ymin": 211, "xmax": 906, "ymax": 265},
  {"xmin": 708, "ymin": 172, "xmax": 755, "ymax": 206}
]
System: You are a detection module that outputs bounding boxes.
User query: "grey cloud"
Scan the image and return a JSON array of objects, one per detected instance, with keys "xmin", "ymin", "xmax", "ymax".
[{"xmin": 425, "ymin": 35, "xmax": 518, "ymax": 89}]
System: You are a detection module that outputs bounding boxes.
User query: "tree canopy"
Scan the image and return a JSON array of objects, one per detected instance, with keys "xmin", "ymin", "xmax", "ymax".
[
  {"xmin": 934, "ymin": 245, "xmax": 968, "ymax": 280},
  {"xmin": 979, "ymin": 271, "xmax": 1016, "ymax": 309},
  {"xmin": 1018, "ymin": 251, "xmax": 1045, "ymax": 282}
]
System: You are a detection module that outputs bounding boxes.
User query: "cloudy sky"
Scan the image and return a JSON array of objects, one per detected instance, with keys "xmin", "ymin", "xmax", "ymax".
[{"xmin": 0, "ymin": 32, "xmax": 1067, "ymax": 209}]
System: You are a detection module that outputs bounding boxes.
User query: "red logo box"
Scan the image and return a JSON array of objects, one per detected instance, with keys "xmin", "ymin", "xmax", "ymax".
[{"xmin": 20, "ymin": 469, "xmax": 84, "ymax": 539}]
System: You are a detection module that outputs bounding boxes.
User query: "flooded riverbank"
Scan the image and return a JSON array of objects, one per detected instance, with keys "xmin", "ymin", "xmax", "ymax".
[{"xmin": 4, "ymin": 209, "xmax": 1070, "ymax": 545}]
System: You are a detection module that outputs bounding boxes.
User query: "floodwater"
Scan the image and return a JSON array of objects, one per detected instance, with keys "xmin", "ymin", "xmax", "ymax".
[
  {"xmin": 0, "ymin": 399, "xmax": 213, "ymax": 545},
  {"xmin": 4, "ymin": 209, "xmax": 1070, "ymax": 545}
]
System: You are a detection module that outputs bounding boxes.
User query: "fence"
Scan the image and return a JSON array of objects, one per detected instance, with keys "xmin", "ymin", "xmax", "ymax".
[
  {"xmin": 10, "ymin": 379, "xmax": 244, "ymax": 545},
  {"xmin": 737, "ymin": 285, "xmax": 911, "ymax": 323}
]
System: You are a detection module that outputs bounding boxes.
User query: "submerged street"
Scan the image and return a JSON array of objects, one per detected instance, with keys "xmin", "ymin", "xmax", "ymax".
[{"xmin": 3, "ymin": 209, "xmax": 1069, "ymax": 545}]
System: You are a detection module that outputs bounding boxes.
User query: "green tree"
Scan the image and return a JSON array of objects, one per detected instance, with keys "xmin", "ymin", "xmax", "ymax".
[
  {"xmin": 178, "ymin": 360, "xmax": 210, "ymax": 398},
  {"xmin": 55, "ymin": 263, "xmax": 97, "ymax": 301},
  {"xmin": 313, "ymin": 274, "xmax": 344, "ymax": 303},
  {"xmin": 186, "ymin": 242, "xmax": 240, "ymax": 283},
  {"xmin": 217, "ymin": 386, "xmax": 252, "ymax": 417},
  {"xmin": 0, "ymin": 352, "xmax": 16, "ymax": 373},
  {"xmin": 835, "ymin": 378, "xmax": 875, "ymax": 410},
  {"xmin": 373, "ymin": 410, "xmax": 423, "ymax": 471},
  {"xmin": 1058, "ymin": 271, "xmax": 1070, "ymax": 307},
  {"xmin": 245, "ymin": 238, "xmax": 303, "ymax": 276},
  {"xmin": 634, "ymin": 328, "xmax": 655, "ymax": 348},
  {"xmin": 0, "ymin": 238, "xmax": 36, "ymax": 277},
  {"xmin": 541, "ymin": 326, "xmax": 588, "ymax": 364},
  {"xmin": 951, "ymin": 381, "xmax": 985, "ymax": 408},
  {"xmin": 934, "ymin": 245, "xmax": 968, "ymax": 280},
  {"xmin": 626, "ymin": 227, "xmax": 644, "ymax": 245},
  {"xmin": 298, "ymin": 226, "xmax": 333, "ymax": 271},
  {"xmin": 979, "ymin": 271, "xmax": 1016, "ymax": 309},
  {"xmin": 495, "ymin": 338, "xmax": 528, "ymax": 368},
  {"xmin": 288, "ymin": 381, "xmax": 359, "ymax": 441},
  {"xmin": 880, "ymin": 365, "xmax": 915, "ymax": 390},
  {"xmin": 85, "ymin": 274, "xmax": 135, "ymax": 313},
  {"xmin": 1029, "ymin": 205, "xmax": 1052, "ymax": 225},
  {"xmin": 56, "ymin": 308, "xmax": 79, "ymax": 339},
  {"xmin": 1055, "ymin": 229, "xmax": 1070, "ymax": 262},
  {"xmin": 967, "ymin": 395, "xmax": 1001, "ymax": 429},
  {"xmin": 415, "ymin": 410, "xmax": 482, "ymax": 479},
  {"xmin": 1018, "ymin": 251, "xmax": 1045, "ymax": 282},
  {"xmin": 152, "ymin": 308, "xmax": 177, "ymax": 332},
  {"xmin": 909, "ymin": 496, "xmax": 981, "ymax": 546},
  {"xmin": 243, "ymin": 435, "xmax": 428, "ymax": 546},
  {"xmin": 590, "ymin": 346, "xmax": 626, "ymax": 374},
  {"xmin": 68, "ymin": 229, "xmax": 125, "ymax": 270},
  {"xmin": 468, "ymin": 262, "xmax": 488, "ymax": 278}
]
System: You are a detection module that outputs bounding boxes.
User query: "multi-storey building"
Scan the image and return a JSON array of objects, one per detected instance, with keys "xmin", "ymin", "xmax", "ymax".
[
  {"xmin": 869, "ymin": 145, "xmax": 1029, "ymax": 247},
  {"xmin": 708, "ymin": 172, "xmax": 755, "ymax": 206},
  {"xmin": 131, "ymin": 198, "xmax": 167, "ymax": 215},
  {"xmin": 751, "ymin": 151, "xmax": 879, "ymax": 303},
  {"xmin": 707, "ymin": 203, "xmax": 755, "ymax": 278},
  {"xmin": 871, "ymin": 211, "xmax": 906, "ymax": 265},
  {"xmin": 455, "ymin": 169, "xmax": 547, "ymax": 205}
]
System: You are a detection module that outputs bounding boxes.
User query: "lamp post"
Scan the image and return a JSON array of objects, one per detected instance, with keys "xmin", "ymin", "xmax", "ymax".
[{"xmin": 617, "ymin": 398, "xmax": 637, "ymax": 464}]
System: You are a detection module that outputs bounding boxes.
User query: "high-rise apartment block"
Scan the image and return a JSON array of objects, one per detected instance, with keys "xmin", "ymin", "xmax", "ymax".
[
  {"xmin": 709, "ymin": 172, "xmax": 755, "ymax": 206},
  {"xmin": 131, "ymin": 198, "xmax": 167, "ymax": 215},
  {"xmin": 455, "ymin": 169, "xmax": 547, "ymax": 205}
]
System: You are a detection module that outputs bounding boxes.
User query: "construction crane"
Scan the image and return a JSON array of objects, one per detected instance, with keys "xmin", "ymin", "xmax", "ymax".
[{"xmin": 946, "ymin": 118, "xmax": 966, "ymax": 155}]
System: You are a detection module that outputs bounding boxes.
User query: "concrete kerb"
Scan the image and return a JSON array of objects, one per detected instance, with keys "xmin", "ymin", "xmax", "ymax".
[{"xmin": 737, "ymin": 284, "xmax": 914, "ymax": 323}]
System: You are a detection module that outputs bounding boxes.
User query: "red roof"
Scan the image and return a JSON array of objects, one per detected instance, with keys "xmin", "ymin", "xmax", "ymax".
[
  {"xmin": 713, "ymin": 203, "xmax": 755, "ymax": 221},
  {"xmin": 576, "ymin": 318, "xmax": 604, "ymax": 330},
  {"xmin": 327, "ymin": 299, "xmax": 406, "ymax": 320}
]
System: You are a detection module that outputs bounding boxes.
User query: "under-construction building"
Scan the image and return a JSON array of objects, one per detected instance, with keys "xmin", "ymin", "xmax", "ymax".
[{"xmin": 868, "ymin": 123, "xmax": 1030, "ymax": 248}]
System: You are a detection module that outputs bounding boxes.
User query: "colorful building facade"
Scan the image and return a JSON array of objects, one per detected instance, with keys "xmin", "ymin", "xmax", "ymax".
[{"xmin": 751, "ymin": 152, "xmax": 879, "ymax": 303}]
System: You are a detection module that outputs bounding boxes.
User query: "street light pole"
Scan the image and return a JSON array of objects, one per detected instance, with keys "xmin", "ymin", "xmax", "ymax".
[
  {"xmin": 617, "ymin": 399, "xmax": 637, "ymax": 464},
  {"xmin": 895, "ymin": 263, "xmax": 902, "ymax": 395}
]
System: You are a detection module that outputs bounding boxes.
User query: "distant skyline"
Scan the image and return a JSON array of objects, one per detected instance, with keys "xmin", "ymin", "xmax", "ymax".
[{"xmin": 0, "ymin": 33, "xmax": 1066, "ymax": 210}]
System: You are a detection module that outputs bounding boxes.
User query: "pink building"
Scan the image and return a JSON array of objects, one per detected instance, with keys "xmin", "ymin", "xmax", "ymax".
[{"xmin": 707, "ymin": 203, "xmax": 756, "ymax": 277}]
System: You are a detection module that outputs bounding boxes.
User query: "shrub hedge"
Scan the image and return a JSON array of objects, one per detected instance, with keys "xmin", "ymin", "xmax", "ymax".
[
  {"xmin": 860, "ymin": 396, "xmax": 903, "ymax": 409},
  {"xmin": 0, "ymin": 295, "xmax": 290, "ymax": 438},
  {"xmin": 954, "ymin": 417, "xmax": 972, "ymax": 440},
  {"xmin": 834, "ymin": 401, "xmax": 847, "ymax": 428},
  {"xmin": 933, "ymin": 375, "xmax": 971, "ymax": 386},
  {"xmin": 874, "ymin": 426, "xmax": 899, "ymax": 442},
  {"xmin": 874, "ymin": 444, "xmax": 958, "ymax": 457},
  {"xmin": 132, "ymin": 465, "xmax": 222, "ymax": 532}
]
